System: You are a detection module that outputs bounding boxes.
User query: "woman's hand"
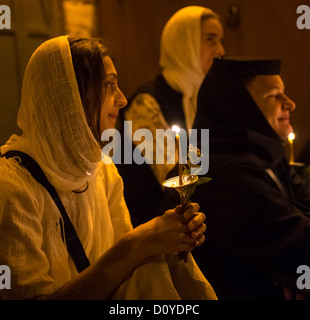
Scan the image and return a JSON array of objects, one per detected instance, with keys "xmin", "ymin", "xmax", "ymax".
[
  {"xmin": 132, "ymin": 203, "xmax": 206, "ymax": 259},
  {"xmin": 181, "ymin": 203, "xmax": 206, "ymax": 248},
  {"xmin": 40, "ymin": 203, "xmax": 206, "ymax": 300}
]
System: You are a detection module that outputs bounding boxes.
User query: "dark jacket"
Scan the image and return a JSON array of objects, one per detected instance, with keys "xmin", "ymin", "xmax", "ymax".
[{"xmin": 189, "ymin": 58, "xmax": 310, "ymax": 300}]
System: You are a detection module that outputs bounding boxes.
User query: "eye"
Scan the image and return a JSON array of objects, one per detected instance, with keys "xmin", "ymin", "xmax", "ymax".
[
  {"xmin": 269, "ymin": 94, "xmax": 281, "ymax": 100},
  {"xmin": 207, "ymin": 36, "xmax": 216, "ymax": 44},
  {"xmin": 202, "ymin": 35, "xmax": 217, "ymax": 45},
  {"xmin": 106, "ymin": 82, "xmax": 116, "ymax": 89},
  {"xmin": 105, "ymin": 81, "xmax": 118, "ymax": 93}
]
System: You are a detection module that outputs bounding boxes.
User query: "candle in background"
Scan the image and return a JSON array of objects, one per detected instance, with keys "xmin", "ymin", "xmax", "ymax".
[
  {"xmin": 288, "ymin": 132, "xmax": 295, "ymax": 163},
  {"xmin": 172, "ymin": 125, "xmax": 183, "ymax": 186}
]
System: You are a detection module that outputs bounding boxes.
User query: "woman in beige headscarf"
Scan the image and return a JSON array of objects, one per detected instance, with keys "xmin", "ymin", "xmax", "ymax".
[
  {"xmin": 0, "ymin": 36, "xmax": 217, "ymax": 300},
  {"xmin": 119, "ymin": 6, "xmax": 225, "ymax": 227}
]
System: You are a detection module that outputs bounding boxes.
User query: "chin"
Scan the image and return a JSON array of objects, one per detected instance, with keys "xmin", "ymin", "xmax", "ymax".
[
  {"xmin": 275, "ymin": 123, "xmax": 291, "ymax": 139},
  {"xmin": 101, "ymin": 121, "xmax": 116, "ymax": 131},
  {"xmin": 277, "ymin": 130, "xmax": 290, "ymax": 140}
]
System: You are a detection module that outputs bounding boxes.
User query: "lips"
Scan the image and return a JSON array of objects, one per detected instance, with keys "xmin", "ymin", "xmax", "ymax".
[
  {"xmin": 278, "ymin": 117, "xmax": 290, "ymax": 122},
  {"xmin": 278, "ymin": 114, "xmax": 290, "ymax": 122}
]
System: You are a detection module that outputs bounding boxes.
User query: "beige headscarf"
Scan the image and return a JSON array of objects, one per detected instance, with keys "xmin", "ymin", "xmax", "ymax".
[
  {"xmin": 0, "ymin": 36, "xmax": 131, "ymax": 268},
  {"xmin": 1, "ymin": 36, "xmax": 101, "ymax": 192},
  {"xmin": 160, "ymin": 6, "xmax": 216, "ymax": 131}
]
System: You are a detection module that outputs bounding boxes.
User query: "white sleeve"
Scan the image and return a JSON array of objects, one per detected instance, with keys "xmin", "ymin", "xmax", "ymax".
[
  {"xmin": 102, "ymin": 160, "xmax": 133, "ymax": 242},
  {"xmin": 124, "ymin": 93, "xmax": 176, "ymax": 185},
  {"xmin": 0, "ymin": 162, "xmax": 55, "ymax": 299}
]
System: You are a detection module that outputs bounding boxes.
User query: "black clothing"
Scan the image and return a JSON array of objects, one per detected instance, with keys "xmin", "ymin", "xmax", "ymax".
[
  {"xmin": 135, "ymin": 75, "xmax": 186, "ymax": 130},
  {"xmin": 116, "ymin": 75, "xmax": 185, "ymax": 227},
  {"xmin": 298, "ymin": 140, "xmax": 310, "ymax": 165},
  {"xmin": 189, "ymin": 57, "xmax": 310, "ymax": 299}
]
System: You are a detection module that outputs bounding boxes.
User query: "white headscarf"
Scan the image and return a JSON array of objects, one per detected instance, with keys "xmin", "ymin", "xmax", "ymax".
[
  {"xmin": 0, "ymin": 36, "xmax": 132, "ymax": 269},
  {"xmin": 1, "ymin": 36, "xmax": 101, "ymax": 192},
  {"xmin": 160, "ymin": 6, "xmax": 216, "ymax": 131}
]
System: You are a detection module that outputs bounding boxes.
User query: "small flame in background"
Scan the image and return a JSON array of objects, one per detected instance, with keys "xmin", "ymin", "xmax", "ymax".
[{"xmin": 288, "ymin": 132, "xmax": 295, "ymax": 143}]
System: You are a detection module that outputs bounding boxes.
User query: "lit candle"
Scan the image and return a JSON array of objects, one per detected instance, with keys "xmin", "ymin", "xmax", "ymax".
[
  {"xmin": 288, "ymin": 132, "xmax": 295, "ymax": 163},
  {"xmin": 172, "ymin": 125, "xmax": 183, "ymax": 186}
]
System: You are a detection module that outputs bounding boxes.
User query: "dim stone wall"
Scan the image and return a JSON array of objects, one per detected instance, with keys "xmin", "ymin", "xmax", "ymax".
[{"xmin": 63, "ymin": 0, "xmax": 97, "ymax": 37}]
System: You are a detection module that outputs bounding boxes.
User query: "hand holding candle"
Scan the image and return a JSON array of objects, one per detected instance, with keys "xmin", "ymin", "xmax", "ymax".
[{"xmin": 162, "ymin": 127, "xmax": 211, "ymax": 262}]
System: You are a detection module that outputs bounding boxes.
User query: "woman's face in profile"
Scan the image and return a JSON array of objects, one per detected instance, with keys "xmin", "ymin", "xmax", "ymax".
[
  {"xmin": 200, "ymin": 18, "xmax": 225, "ymax": 74},
  {"xmin": 246, "ymin": 75, "xmax": 296, "ymax": 139},
  {"xmin": 99, "ymin": 56, "xmax": 127, "ymax": 133}
]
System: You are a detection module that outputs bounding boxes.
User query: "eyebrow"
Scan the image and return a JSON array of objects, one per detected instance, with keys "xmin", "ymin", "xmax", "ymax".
[
  {"xmin": 271, "ymin": 86, "xmax": 284, "ymax": 91},
  {"xmin": 265, "ymin": 86, "xmax": 285, "ymax": 96},
  {"xmin": 202, "ymin": 33, "xmax": 224, "ymax": 41},
  {"xmin": 105, "ymin": 73, "xmax": 118, "ymax": 80},
  {"xmin": 203, "ymin": 32, "xmax": 218, "ymax": 37}
]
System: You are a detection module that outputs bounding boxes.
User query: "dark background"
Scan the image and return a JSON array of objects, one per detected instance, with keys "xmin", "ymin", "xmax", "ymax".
[{"xmin": 1, "ymin": 0, "xmax": 309, "ymax": 157}]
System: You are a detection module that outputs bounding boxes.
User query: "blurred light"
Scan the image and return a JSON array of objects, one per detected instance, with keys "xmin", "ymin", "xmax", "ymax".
[
  {"xmin": 172, "ymin": 125, "xmax": 180, "ymax": 134},
  {"xmin": 288, "ymin": 132, "xmax": 295, "ymax": 142}
]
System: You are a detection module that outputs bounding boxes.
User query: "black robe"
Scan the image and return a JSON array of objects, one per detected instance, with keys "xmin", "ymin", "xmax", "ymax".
[{"xmin": 187, "ymin": 58, "xmax": 310, "ymax": 300}]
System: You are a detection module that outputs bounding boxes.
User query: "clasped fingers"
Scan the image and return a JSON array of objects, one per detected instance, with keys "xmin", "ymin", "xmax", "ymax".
[
  {"xmin": 187, "ymin": 211, "xmax": 206, "ymax": 232},
  {"xmin": 183, "ymin": 203, "xmax": 200, "ymax": 220}
]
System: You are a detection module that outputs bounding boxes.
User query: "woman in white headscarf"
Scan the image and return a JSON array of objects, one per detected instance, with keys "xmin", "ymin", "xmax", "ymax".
[
  {"xmin": 119, "ymin": 6, "xmax": 225, "ymax": 227},
  {"xmin": 0, "ymin": 36, "xmax": 216, "ymax": 300}
]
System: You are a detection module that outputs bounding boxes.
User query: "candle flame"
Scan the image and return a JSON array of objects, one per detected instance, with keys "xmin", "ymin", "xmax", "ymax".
[
  {"xmin": 172, "ymin": 125, "xmax": 180, "ymax": 134},
  {"xmin": 288, "ymin": 132, "xmax": 295, "ymax": 142}
]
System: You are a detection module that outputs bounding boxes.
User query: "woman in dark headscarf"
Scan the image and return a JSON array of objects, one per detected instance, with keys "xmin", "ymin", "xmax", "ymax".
[{"xmin": 191, "ymin": 56, "xmax": 310, "ymax": 300}]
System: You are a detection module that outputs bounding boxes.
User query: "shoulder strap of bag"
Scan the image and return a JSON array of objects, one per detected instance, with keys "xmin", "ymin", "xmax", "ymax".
[{"xmin": 1, "ymin": 150, "xmax": 90, "ymax": 273}]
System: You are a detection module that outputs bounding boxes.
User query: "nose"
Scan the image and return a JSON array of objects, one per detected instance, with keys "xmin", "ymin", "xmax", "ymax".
[
  {"xmin": 283, "ymin": 95, "xmax": 296, "ymax": 112},
  {"xmin": 116, "ymin": 87, "xmax": 127, "ymax": 109},
  {"xmin": 215, "ymin": 42, "xmax": 225, "ymax": 58}
]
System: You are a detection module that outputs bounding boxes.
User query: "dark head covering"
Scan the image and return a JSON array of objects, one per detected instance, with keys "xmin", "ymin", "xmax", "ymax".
[
  {"xmin": 220, "ymin": 56, "xmax": 281, "ymax": 78},
  {"xmin": 193, "ymin": 56, "xmax": 285, "ymax": 173}
]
